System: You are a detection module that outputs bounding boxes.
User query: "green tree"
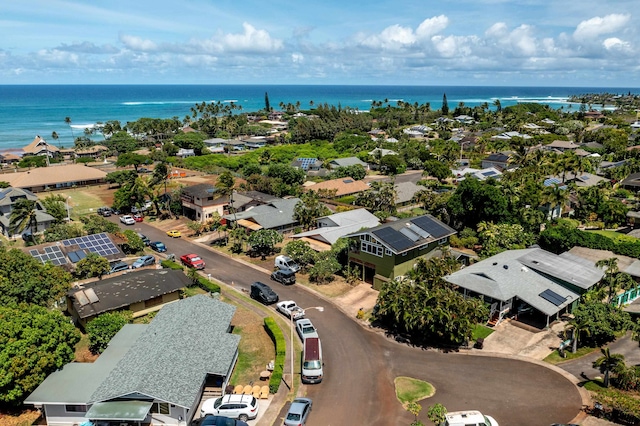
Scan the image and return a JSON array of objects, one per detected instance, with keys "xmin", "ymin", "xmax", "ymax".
[
  {"xmin": 477, "ymin": 222, "xmax": 535, "ymax": 257},
  {"xmin": 308, "ymin": 251, "xmax": 341, "ymax": 283},
  {"xmin": 564, "ymin": 316, "xmax": 592, "ymax": 353},
  {"xmin": 265, "ymin": 92, "xmax": 271, "ymax": 112},
  {"xmin": 0, "ymin": 304, "xmax": 80, "ymax": 405},
  {"xmin": 427, "ymin": 403, "xmax": 448, "ymax": 425},
  {"xmin": 572, "ymin": 301, "xmax": 632, "ymax": 347},
  {"xmin": 354, "ymin": 181, "xmax": 397, "ymax": 217},
  {"xmin": 120, "ymin": 229, "xmax": 145, "ymax": 254},
  {"xmin": 0, "ymin": 247, "xmax": 73, "ymax": 307},
  {"xmin": 423, "ymin": 160, "xmax": 452, "ymax": 181},
  {"xmin": 441, "ymin": 93, "xmax": 449, "ymax": 115},
  {"xmin": 331, "ymin": 164, "xmax": 367, "ymax": 180},
  {"xmin": 43, "ymin": 222, "xmax": 85, "ymax": 242},
  {"xmin": 407, "ymin": 402, "xmax": 423, "ymax": 426},
  {"xmin": 105, "ymin": 170, "xmax": 137, "ymax": 188},
  {"xmin": 80, "ymin": 214, "xmax": 119, "ymax": 235},
  {"xmin": 9, "ymin": 198, "xmax": 39, "ymax": 236},
  {"xmin": 294, "ymin": 191, "xmax": 331, "ymax": 231},
  {"xmin": 65, "ymin": 116, "xmax": 74, "ymax": 141},
  {"xmin": 40, "ymin": 194, "xmax": 67, "ymax": 223},
  {"xmin": 380, "ymin": 155, "xmax": 406, "ymax": 175},
  {"xmin": 115, "ymin": 152, "xmax": 148, "ymax": 172},
  {"xmin": 86, "ymin": 311, "xmax": 132, "ymax": 354},
  {"xmin": 593, "ymin": 347, "xmax": 625, "ymax": 388},
  {"xmin": 75, "ymin": 252, "xmax": 110, "ymax": 279},
  {"xmin": 283, "ymin": 240, "xmax": 317, "ymax": 271},
  {"xmin": 447, "ymin": 178, "xmax": 509, "ymax": 230},
  {"xmin": 247, "ymin": 229, "xmax": 283, "ymax": 260}
]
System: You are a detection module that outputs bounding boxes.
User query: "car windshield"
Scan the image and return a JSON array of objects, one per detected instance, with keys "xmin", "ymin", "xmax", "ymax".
[
  {"xmin": 213, "ymin": 398, "xmax": 222, "ymax": 409},
  {"xmin": 286, "ymin": 412, "xmax": 301, "ymax": 421},
  {"xmin": 190, "ymin": 256, "xmax": 202, "ymax": 261},
  {"xmin": 156, "ymin": 243, "xmax": 165, "ymax": 248},
  {"xmin": 303, "ymin": 326, "xmax": 315, "ymax": 334},
  {"xmin": 303, "ymin": 360, "xmax": 321, "ymax": 370}
]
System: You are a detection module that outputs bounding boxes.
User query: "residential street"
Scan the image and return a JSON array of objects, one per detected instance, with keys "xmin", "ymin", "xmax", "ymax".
[{"xmin": 120, "ymin": 219, "xmax": 584, "ymax": 425}]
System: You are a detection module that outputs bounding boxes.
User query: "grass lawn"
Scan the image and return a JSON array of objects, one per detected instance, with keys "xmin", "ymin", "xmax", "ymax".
[
  {"xmin": 544, "ymin": 345, "xmax": 598, "ymax": 364},
  {"xmin": 588, "ymin": 230, "xmax": 638, "ymax": 244},
  {"xmin": 471, "ymin": 324, "xmax": 494, "ymax": 341},
  {"xmin": 394, "ymin": 376, "xmax": 435, "ymax": 405},
  {"xmin": 41, "ymin": 187, "xmax": 110, "ymax": 218}
]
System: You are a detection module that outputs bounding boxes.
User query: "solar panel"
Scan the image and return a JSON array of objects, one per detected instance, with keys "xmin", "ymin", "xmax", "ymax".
[
  {"xmin": 399, "ymin": 227, "xmax": 420, "ymax": 242},
  {"xmin": 85, "ymin": 288, "xmax": 99, "ymax": 303},
  {"xmin": 68, "ymin": 252, "xmax": 80, "ymax": 263},
  {"xmin": 30, "ymin": 245, "xmax": 68, "ymax": 266},
  {"xmin": 539, "ymin": 289, "xmax": 566, "ymax": 306},
  {"xmin": 410, "ymin": 216, "xmax": 452, "ymax": 239},
  {"xmin": 75, "ymin": 290, "xmax": 90, "ymax": 307},
  {"xmin": 295, "ymin": 157, "xmax": 318, "ymax": 171},
  {"xmin": 29, "ymin": 249, "xmax": 39, "ymax": 256},
  {"xmin": 373, "ymin": 227, "xmax": 414, "ymax": 252},
  {"xmin": 408, "ymin": 223, "xmax": 430, "ymax": 239},
  {"xmin": 62, "ymin": 233, "xmax": 120, "ymax": 258}
]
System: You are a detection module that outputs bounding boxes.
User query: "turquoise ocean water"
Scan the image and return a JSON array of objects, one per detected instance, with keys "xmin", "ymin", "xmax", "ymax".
[{"xmin": 0, "ymin": 84, "xmax": 637, "ymax": 152}]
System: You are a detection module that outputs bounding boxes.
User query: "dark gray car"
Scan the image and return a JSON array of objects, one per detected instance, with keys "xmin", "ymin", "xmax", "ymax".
[
  {"xmin": 250, "ymin": 281, "xmax": 279, "ymax": 305},
  {"xmin": 271, "ymin": 268, "xmax": 296, "ymax": 285}
]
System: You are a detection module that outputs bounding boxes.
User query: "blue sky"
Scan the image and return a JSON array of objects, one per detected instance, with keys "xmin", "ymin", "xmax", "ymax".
[{"xmin": 1, "ymin": 0, "xmax": 639, "ymax": 86}]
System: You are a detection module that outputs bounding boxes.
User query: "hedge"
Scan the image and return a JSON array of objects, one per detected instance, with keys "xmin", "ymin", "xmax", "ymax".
[
  {"xmin": 161, "ymin": 259, "xmax": 183, "ymax": 270},
  {"xmin": 264, "ymin": 317, "xmax": 286, "ymax": 394},
  {"xmin": 539, "ymin": 226, "xmax": 640, "ymax": 258},
  {"xmin": 197, "ymin": 276, "xmax": 221, "ymax": 294}
]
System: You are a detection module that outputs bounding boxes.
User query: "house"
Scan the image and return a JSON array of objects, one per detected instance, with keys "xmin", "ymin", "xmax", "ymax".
[
  {"xmin": 223, "ymin": 197, "xmax": 301, "ymax": 232},
  {"xmin": 328, "ymin": 157, "xmax": 369, "ymax": 170},
  {"xmin": 0, "ymin": 163, "xmax": 107, "ymax": 192},
  {"xmin": 74, "ymin": 145, "xmax": 108, "ymax": 160},
  {"xmin": 290, "ymin": 208, "xmax": 379, "ymax": 251},
  {"xmin": 24, "ymin": 232, "xmax": 125, "ymax": 270},
  {"xmin": 368, "ymin": 148, "xmax": 398, "ymax": 157},
  {"xmin": 452, "ymin": 167, "xmax": 502, "ymax": 182},
  {"xmin": 0, "ymin": 151, "xmax": 21, "ymax": 165},
  {"xmin": 454, "ymin": 115, "xmax": 475, "ymax": 124},
  {"xmin": 481, "ymin": 152, "xmax": 512, "ymax": 171},
  {"xmin": 67, "ymin": 269, "xmax": 191, "ymax": 328},
  {"xmin": 21, "ymin": 135, "xmax": 60, "ymax": 159},
  {"xmin": 620, "ymin": 172, "xmax": 640, "ymax": 191},
  {"xmin": 180, "ymin": 183, "xmax": 228, "ymax": 222},
  {"xmin": 228, "ymin": 190, "xmax": 279, "ymax": 213},
  {"xmin": 204, "ymin": 137, "xmax": 227, "ymax": 153},
  {"xmin": 223, "ymin": 140, "xmax": 246, "ymax": 151},
  {"xmin": 25, "ymin": 295, "xmax": 240, "ymax": 426},
  {"xmin": 444, "ymin": 248, "xmax": 604, "ymax": 328},
  {"xmin": 176, "ymin": 148, "xmax": 195, "ymax": 158},
  {"xmin": 0, "ymin": 187, "xmax": 56, "ymax": 237},
  {"xmin": 304, "ymin": 177, "xmax": 370, "ymax": 198},
  {"xmin": 491, "ymin": 131, "xmax": 532, "ymax": 140},
  {"xmin": 241, "ymin": 136, "xmax": 268, "ymax": 150},
  {"xmin": 395, "ymin": 181, "xmax": 424, "ymax": 206},
  {"xmin": 556, "ymin": 172, "xmax": 608, "ymax": 188},
  {"xmin": 346, "ymin": 214, "xmax": 456, "ymax": 289},
  {"xmin": 585, "ymin": 110, "xmax": 605, "ymax": 120},
  {"xmin": 292, "ymin": 157, "xmax": 324, "ymax": 172},
  {"xmin": 544, "ymin": 140, "xmax": 581, "ymax": 152}
]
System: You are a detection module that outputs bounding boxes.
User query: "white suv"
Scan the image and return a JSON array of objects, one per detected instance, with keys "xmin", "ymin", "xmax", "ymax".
[
  {"xmin": 200, "ymin": 394, "xmax": 259, "ymax": 422},
  {"xmin": 443, "ymin": 410, "xmax": 498, "ymax": 426}
]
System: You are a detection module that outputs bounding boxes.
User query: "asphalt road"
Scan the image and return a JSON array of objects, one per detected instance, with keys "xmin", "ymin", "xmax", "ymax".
[{"xmin": 119, "ymin": 219, "xmax": 583, "ymax": 425}]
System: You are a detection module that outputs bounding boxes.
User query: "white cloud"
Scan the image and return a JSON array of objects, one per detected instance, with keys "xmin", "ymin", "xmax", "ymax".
[
  {"xmin": 603, "ymin": 37, "xmax": 631, "ymax": 52},
  {"xmin": 415, "ymin": 15, "xmax": 449, "ymax": 39},
  {"xmin": 119, "ymin": 34, "xmax": 158, "ymax": 52},
  {"xmin": 222, "ymin": 23, "xmax": 283, "ymax": 52},
  {"xmin": 573, "ymin": 14, "xmax": 630, "ymax": 41},
  {"xmin": 291, "ymin": 53, "xmax": 304, "ymax": 63},
  {"xmin": 485, "ymin": 23, "xmax": 508, "ymax": 38}
]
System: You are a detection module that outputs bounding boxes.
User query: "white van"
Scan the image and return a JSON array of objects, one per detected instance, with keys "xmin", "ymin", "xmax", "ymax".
[
  {"xmin": 301, "ymin": 337, "xmax": 323, "ymax": 384},
  {"xmin": 275, "ymin": 255, "xmax": 300, "ymax": 273},
  {"xmin": 443, "ymin": 410, "xmax": 498, "ymax": 426}
]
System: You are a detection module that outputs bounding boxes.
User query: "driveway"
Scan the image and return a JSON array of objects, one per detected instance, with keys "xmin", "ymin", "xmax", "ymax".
[{"xmin": 122, "ymin": 219, "xmax": 585, "ymax": 425}]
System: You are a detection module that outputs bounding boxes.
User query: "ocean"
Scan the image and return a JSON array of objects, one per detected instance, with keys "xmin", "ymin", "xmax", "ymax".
[{"xmin": 0, "ymin": 84, "xmax": 638, "ymax": 152}]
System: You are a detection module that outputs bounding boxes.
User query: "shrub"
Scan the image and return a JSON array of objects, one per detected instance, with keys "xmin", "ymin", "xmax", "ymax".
[
  {"xmin": 264, "ymin": 317, "xmax": 286, "ymax": 394},
  {"xmin": 161, "ymin": 259, "xmax": 183, "ymax": 270},
  {"xmin": 197, "ymin": 276, "xmax": 221, "ymax": 294},
  {"xmin": 86, "ymin": 311, "xmax": 132, "ymax": 354}
]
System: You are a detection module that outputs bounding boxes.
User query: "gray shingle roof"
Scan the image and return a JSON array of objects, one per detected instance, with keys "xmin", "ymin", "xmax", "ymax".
[
  {"xmin": 89, "ymin": 295, "xmax": 239, "ymax": 408},
  {"xmin": 225, "ymin": 198, "xmax": 300, "ymax": 229}
]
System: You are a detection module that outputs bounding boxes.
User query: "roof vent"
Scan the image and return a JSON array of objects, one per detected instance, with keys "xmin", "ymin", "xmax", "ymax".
[
  {"xmin": 503, "ymin": 265, "xmax": 509, "ymax": 269},
  {"xmin": 493, "ymin": 262, "xmax": 498, "ymax": 266},
  {"xmin": 521, "ymin": 266, "xmax": 529, "ymax": 272}
]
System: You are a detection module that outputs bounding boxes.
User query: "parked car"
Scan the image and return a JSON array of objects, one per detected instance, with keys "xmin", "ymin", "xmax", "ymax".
[
  {"xmin": 149, "ymin": 241, "xmax": 167, "ymax": 252},
  {"xmin": 137, "ymin": 232, "xmax": 150, "ymax": 246},
  {"xmin": 250, "ymin": 281, "xmax": 279, "ymax": 305},
  {"xmin": 274, "ymin": 255, "xmax": 300, "ymax": 272},
  {"xmin": 133, "ymin": 214, "xmax": 144, "ymax": 222},
  {"xmin": 194, "ymin": 415, "xmax": 248, "ymax": 426},
  {"xmin": 120, "ymin": 215, "xmax": 135, "ymax": 225},
  {"xmin": 443, "ymin": 410, "xmax": 499, "ymax": 426},
  {"xmin": 200, "ymin": 394, "xmax": 259, "ymax": 422},
  {"xmin": 283, "ymin": 398, "xmax": 312, "ymax": 426},
  {"xmin": 131, "ymin": 255, "xmax": 155, "ymax": 269},
  {"xmin": 97, "ymin": 206, "xmax": 112, "ymax": 217},
  {"xmin": 138, "ymin": 167, "xmax": 151, "ymax": 173},
  {"xmin": 167, "ymin": 229, "xmax": 181, "ymax": 238},
  {"xmin": 109, "ymin": 261, "xmax": 129, "ymax": 274},
  {"xmin": 276, "ymin": 300, "xmax": 305, "ymax": 320},
  {"xmin": 295, "ymin": 318, "xmax": 319, "ymax": 341},
  {"xmin": 180, "ymin": 253, "xmax": 205, "ymax": 270},
  {"xmin": 270, "ymin": 268, "xmax": 296, "ymax": 285}
]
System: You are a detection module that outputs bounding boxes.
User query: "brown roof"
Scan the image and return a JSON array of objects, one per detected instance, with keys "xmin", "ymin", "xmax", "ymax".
[
  {"xmin": 0, "ymin": 164, "xmax": 107, "ymax": 189},
  {"xmin": 305, "ymin": 177, "xmax": 370, "ymax": 197},
  {"xmin": 75, "ymin": 145, "xmax": 108, "ymax": 155},
  {"xmin": 22, "ymin": 135, "xmax": 60, "ymax": 155}
]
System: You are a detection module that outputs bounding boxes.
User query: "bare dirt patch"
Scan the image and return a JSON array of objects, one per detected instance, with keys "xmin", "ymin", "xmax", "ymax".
[{"xmin": 0, "ymin": 409, "xmax": 42, "ymax": 426}]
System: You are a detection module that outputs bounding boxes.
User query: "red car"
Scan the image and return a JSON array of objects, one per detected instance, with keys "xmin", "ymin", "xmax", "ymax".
[
  {"xmin": 180, "ymin": 253, "xmax": 205, "ymax": 270},
  {"xmin": 133, "ymin": 214, "xmax": 144, "ymax": 222}
]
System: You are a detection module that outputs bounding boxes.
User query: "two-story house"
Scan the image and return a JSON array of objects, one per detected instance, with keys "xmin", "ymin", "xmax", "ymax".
[
  {"xmin": 0, "ymin": 187, "xmax": 56, "ymax": 237},
  {"xmin": 345, "ymin": 214, "xmax": 456, "ymax": 290},
  {"xmin": 180, "ymin": 183, "xmax": 228, "ymax": 223}
]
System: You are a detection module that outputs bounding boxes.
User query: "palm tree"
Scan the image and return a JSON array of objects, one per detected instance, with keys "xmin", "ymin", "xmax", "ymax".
[
  {"xmin": 564, "ymin": 316, "xmax": 592, "ymax": 353},
  {"xmin": 65, "ymin": 116, "xmax": 74, "ymax": 141},
  {"xmin": 9, "ymin": 198, "xmax": 39, "ymax": 237},
  {"xmin": 51, "ymin": 131, "xmax": 60, "ymax": 148},
  {"xmin": 592, "ymin": 347, "xmax": 625, "ymax": 387}
]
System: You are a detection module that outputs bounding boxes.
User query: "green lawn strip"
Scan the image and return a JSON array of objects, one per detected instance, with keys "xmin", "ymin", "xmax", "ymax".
[
  {"xmin": 589, "ymin": 230, "xmax": 638, "ymax": 243},
  {"xmin": 471, "ymin": 324, "xmax": 494, "ymax": 341},
  {"xmin": 544, "ymin": 346, "xmax": 598, "ymax": 364},
  {"xmin": 395, "ymin": 376, "xmax": 435, "ymax": 406},
  {"xmin": 583, "ymin": 379, "xmax": 640, "ymax": 421}
]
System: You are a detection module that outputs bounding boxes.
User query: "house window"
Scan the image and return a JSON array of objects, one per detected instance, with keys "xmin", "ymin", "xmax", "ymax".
[
  {"xmin": 145, "ymin": 295, "xmax": 163, "ymax": 309},
  {"xmin": 65, "ymin": 405, "xmax": 87, "ymax": 412},
  {"xmin": 438, "ymin": 237, "xmax": 447, "ymax": 245},
  {"xmin": 150, "ymin": 402, "xmax": 170, "ymax": 415},
  {"xmin": 361, "ymin": 241, "xmax": 383, "ymax": 257},
  {"xmin": 385, "ymin": 249, "xmax": 392, "ymax": 256}
]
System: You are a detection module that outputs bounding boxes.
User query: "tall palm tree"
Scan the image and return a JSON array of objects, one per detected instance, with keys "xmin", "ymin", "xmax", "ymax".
[
  {"xmin": 65, "ymin": 116, "xmax": 74, "ymax": 141},
  {"xmin": 9, "ymin": 198, "xmax": 39, "ymax": 237},
  {"xmin": 51, "ymin": 131, "xmax": 60, "ymax": 148},
  {"xmin": 564, "ymin": 316, "xmax": 592, "ymax": 353},
  {"xmin": 592, "ymin": 347, "xmax": 625, "ymax": 387}
]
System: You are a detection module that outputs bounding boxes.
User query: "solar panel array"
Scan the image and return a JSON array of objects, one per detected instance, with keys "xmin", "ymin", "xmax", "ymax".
[
  {"xmin": 539, "ymin": 289, "xmax": 566, "ymax": 306},
  {"xmin": 410, "ymin": 216, "xmax": 452, "ymax": 239},
  {"xmin": 68, "ymin": 250, "xmax": 88, "ymax": 263},
  {"xmin": 62, "ymin": 233, "xmax": 119, "ymax": 257},
  {"xmin": 373, "ymin": 227, "xmax": 413, "ymax": 252},
  {"xmin": 295, "ymin": 158, "xmax": 318, "ymax": 171},
  {"xmin": 30, "ymin": 245, "xmax": 67, "ymax": 266}
]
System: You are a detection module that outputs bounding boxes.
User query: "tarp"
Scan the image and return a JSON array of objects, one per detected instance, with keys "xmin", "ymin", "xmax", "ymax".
[{"xmin": 237, "ymin": 219, "xmax": 263, "ymax": 231}]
